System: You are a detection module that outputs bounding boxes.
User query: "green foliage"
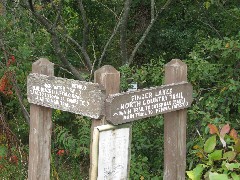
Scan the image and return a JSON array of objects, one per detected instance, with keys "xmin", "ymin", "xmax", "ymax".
[
  {"xmin": 50, "ymin": 153, "xmax": 86, "ymax": 180},
  {"xmin": 0, "ymin": 145, "xmax": 28, "ymax": 179},
  {"xmin": 204, "ymin": 135, "xmax": 217, "ymax": 153},
  {"xmin": 119, "ymin": 59, "xmax": 165, "ymax": 178},
  {"xmin": 54, "ymin": 112, "xmax": 91, "ymax": 158},
  {"xmin": 186, "ymin": 164, "xmax": 204, "ymax": 180},
  {"xmin": 51, "ymin": 112, "xmax": 91, "ymax": 179},
  {"xmin": 0, "ymin": 0, "xmax": 240, "ymax": 179},
  {"xmin": 0, "ymin": 159, "xmax": 28, "ymax": 179},
  {"xmin": 120, "ymin": 57, "xmax": 165, "ymax": 91},
  {"xmin": 187, "ymin": 124, "xmax": 240, "ymax": 179}
]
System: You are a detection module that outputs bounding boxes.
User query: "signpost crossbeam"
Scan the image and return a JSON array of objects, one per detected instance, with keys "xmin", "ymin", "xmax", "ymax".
[
  {"xmin": 27, "ymin": 73, "xmax": 105, "ymax": 119},
  {"xmin": 105, "ymin": 82, "xmax": 193, "ymax": 125}
]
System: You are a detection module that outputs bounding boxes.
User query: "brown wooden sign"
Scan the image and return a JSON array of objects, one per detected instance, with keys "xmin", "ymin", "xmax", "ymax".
[
  {"xmin": 105, "ymin": 82, "xmax": 193, "ymax": 125},
  {"xmin": 27, "ymin": 73, "xmax": 105, "ymax": 119}
]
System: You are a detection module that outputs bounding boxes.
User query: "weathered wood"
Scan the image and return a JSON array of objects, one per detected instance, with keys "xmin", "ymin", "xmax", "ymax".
[
  {"xmin": 28, "ymin": 58, "xmax": 54, "ymax": 180},
  {"xmin": 91, "ymin": 65, "xmax": 120, "ymax": 134},
  {"xmin": 90, "ymin": 124, "xmax": 132, "ymax": 180},
  {"xmin": 89, "ymin": 65, "xmax": 121, "ymax": 179},
  {"xmin": 27, "ymin": 73, "xmax": 105, "ymax": 119},
  {"xmin": 106, "ymin": 82, "xmax": 193, "ymax": 125},
  {"xmin": 163, "ymin": 59, "xmax": 188, "ymax": 180}
]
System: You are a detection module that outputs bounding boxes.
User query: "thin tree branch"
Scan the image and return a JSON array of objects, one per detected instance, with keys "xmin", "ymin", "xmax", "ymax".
[
  {"xmin": 63, "ymin": 34, "xmax": 92, "ymax": 71},
  {"xmin": 90, "ymin": 41, "xmax": 97, "ymax": 80},
  {"xmin": 52, "ymin": 0, "xmax": 62, "ymax": 29},
  {"xmin": 21, "ymin": 3, "xmax": 92, "ymax": 79},
  {"xmin": 0, "ymin": 0, "xmax": 7, "ymax": 16},
  {"xmin": 0, "ymin": 35, "xmax": 8, "ymax": 64},
  {"xmin": 94, "ymin": 0, "xmax": 119, "ymax": 19},
  {"xmin": 128, "ymin": 0, "xmax": 172, "ymax": 65},
  {"xmin": 51, "ymin": 34, "xmax": 85, "ymax": 80},
  {"xmin": 56, "ymin": 15, "xmax": 91, "ymax": 71},
  {"xmin": 198, "ymin": 18, "xmax": 222, "ymax": 39},
  {"xmin": 11, "ymin": 73, "xmax": 30, "ymax": 125},
  {"xmin": 97, "ymin": 15, "xmax": 122, "ymax": 68},
  {"xmin": 77, "ymin": 0, "xmax": 89, "ymax": 51},
  {"xmin": 151, "ymin": 0, "xmax": 155, "ymax": 20},
  {"xmin": 120, "ymin": 0, "xmax": 132, "ymax": 64},
  {"xmin": 97, "ymin": 8, "xmax": 124, "ymax": 68}
]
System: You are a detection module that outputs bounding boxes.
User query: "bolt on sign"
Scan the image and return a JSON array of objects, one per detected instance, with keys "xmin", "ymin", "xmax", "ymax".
[
  {"xmin": 90, "ymin": 124, "xmax": 131, "ymax": 180},
  {"xmin": 27, "ymin": 73, "xmax": 105, "ymax": 119},
  {"xmin": 105, "ymin": 82, "xmax": 193, "ymax": 125}
]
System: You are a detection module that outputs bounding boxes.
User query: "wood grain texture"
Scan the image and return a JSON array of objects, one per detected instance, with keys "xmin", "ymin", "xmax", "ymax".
[
  {"xmin": 105, "ymin": 82, "xmax": 192, "ymax": 125},
  {"xmin": 28, "ymin": 58, "xmax": 53, "ymax": 180},
  {"xmin": 163, "ymin": 59, "xmax": 188, "ymax": 180},
  {"xmin": 89, "ymin": 65, "xmax": 120, "ymax": 179},
  {"xmin": 27, "ymin": 73, "xmax": 105, "ymax": 119}
]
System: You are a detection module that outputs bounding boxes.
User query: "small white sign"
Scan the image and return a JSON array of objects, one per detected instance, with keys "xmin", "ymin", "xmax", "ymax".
[
  {"xmin": 128, "ymin": 82, "xmax": 138, "ymax": 92},
  {"xmin": 90, "ymin": 124, "xmax": 131, "ymax": 180}
]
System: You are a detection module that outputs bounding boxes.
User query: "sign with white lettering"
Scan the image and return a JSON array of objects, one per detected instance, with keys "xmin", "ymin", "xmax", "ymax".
[
  {"xmin": 27, "ymin": 73, "xmax": 105, "ymax": 119},
  {"xmin": 105, "ymin": 82, "xmax": 193, "ymax": 125},
  {"xmin": 90, "ymin": 124, "xmax": 131, "ymax": 180}
]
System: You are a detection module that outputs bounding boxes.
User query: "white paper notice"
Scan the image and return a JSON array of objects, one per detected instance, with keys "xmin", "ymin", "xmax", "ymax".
[{"xmin": 97, "ymin": 128, "xmax": 130, "ymax": 180}]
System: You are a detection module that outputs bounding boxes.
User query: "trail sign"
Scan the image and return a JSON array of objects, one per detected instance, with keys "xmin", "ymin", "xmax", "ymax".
[
  {"xmin": 105, "ymin": 82, "xmax": 193, "ymax": 125},
  {"xmin": 27, "ymin": 73, "xmax": 105, "ymax": 119}
]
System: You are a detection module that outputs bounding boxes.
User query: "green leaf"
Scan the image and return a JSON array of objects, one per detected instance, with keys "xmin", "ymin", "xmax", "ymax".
[
  {"xmin": 204, "ymin": 135, "xmax": 216, "ymax": 153},
  {"xmin": 186, "ymin": 164, "xmax": 204, "ymax": 180},
  {"xmin": 234, "ymin": 139, "xmax": 240, "ymax": 153},
  {"xmin": 209, "ymin": 172, "xmax": 228, "ymax": 180},
  {"xmin": 223, "ymin": 151, "xmax": 237, "ymax": 161},
  {"xmin": 208, "ymin": 150, "xmax": 222, "ymax": 161},
  {"xmin": 205, "ymin": 2, "xmax": 211, "ymax": 9},
  {"xmin": 236, "ymin": 51, "xmax": 240, "ymax": 59},
  {"xmin": 225, "ymin": 163, "xmax": 240, "ymax": 171},
  {"xmin": 0, "ymin": 145, "xmax": 7, "ymax": 157},
  {"xmin": 231, "ymin": 172, "xmax": 240, "ymax": 180}
]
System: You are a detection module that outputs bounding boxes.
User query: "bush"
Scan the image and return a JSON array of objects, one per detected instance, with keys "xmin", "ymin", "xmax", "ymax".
[{"xmin": 187, "ymin": 124, "xmax": 240, "ymax": 179}]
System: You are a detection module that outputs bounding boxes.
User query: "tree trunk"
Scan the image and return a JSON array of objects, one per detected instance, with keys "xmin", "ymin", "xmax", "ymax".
[{"xmin": 0, "ymin": 0, "xmax": 6, "ymax": 16}]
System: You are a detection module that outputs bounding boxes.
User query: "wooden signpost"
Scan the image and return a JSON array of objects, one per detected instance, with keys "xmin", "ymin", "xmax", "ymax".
[
  {"xmin": 163, "ymin": 59, "xmax": 189, "ymax": 180},
  {"xmin": 27, "ymin": 58, "xmax": 192, "ymax": 180},
  {"xmin": 105, "ymin": 82, "xmax": 192, "ymax": 125},
  {"xmin": 28, "ymin": 58, "xmax": 53, "ymax": 180},
  {"xmin": 89, "ymin": 65, "xmax": 132, "ymax": 180}
]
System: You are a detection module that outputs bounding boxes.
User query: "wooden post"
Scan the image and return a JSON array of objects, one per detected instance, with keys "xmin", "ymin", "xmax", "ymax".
[
  {"xmin": 92, "ymin": 65, "xmax": 120, "ymax": 126},
  {"xmin": 163, "ymin": 59, "xmax": 187, "ymax": 180},
  {"xmin": 28, "ymin": 58, "xmax": 54, "ymax": 180},
  {"xmin": 89, "ymin": 65, "xmax": 120, "ymax": 179}
]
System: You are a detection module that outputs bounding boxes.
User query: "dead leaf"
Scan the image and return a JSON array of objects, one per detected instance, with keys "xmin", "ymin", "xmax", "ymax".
[
  {"xmin": 229, "ymin": 128, "xmax": 238, "ymax": 141},
  {"xmin": 220, "ymin": 124, "xmax": 230, "ymax": 137},
  {"xmin": 208, "ymin": 124, "xmax": 219, "ymax": 135}
]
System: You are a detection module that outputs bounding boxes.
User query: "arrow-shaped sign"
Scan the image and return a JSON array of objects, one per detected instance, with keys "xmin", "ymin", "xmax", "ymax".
[
  {"xmin": 105, "ymin": 82, "xmax": 193, "ymax": 125},
  {"xmin": 27, "ymin": 73, "xmax": 105, "ymax": 119}
]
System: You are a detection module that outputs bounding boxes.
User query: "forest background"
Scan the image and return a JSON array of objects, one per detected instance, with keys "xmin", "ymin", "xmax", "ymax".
[{"xmin": 0, "ymin": 0, "xmax": 240, "ymax": 179}]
